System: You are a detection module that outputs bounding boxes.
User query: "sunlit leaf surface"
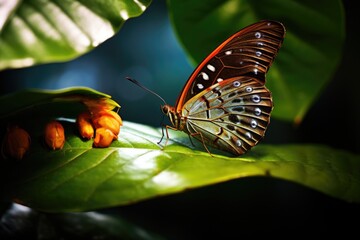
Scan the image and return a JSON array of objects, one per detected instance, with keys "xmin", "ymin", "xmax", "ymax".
[
  {"xmin": 1, "ymin": 120, "xmax": 358, "ymax": 212},
  {"xmin": 0, "ymin": 0, "xmax": 152, "ymax": 70}
]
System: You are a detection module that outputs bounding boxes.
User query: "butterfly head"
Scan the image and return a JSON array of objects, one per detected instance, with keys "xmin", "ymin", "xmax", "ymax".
[
  {"xmin": 160, "ymin": 104, "xmax": 168, "ymax": 114},
  {"xmin": 161, "ymin": 104, "xmax": 181, "ymax": 129}
]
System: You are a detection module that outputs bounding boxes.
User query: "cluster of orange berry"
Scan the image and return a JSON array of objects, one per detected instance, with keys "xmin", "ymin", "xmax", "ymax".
[
  {"xmin": 2, "ymin": 110, "xmax": 122, "ymax": 160},
  {"xmin": 77, "ymin": 110, "xmax": 122, "ymax": 147}
]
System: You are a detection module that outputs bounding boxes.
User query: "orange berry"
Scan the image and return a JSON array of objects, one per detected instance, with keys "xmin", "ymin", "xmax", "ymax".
[
  {"xmin": 44, "ymin": 121, "xmax": 65, "ymax": 150},
  {"xmin": 92, "ymin": 110, "xmax": 122, "ymax": 136},
  {"xmin": 76, "ymin": 112, "xmax": 94, "ymax": 139},
  {"xmin": 3, "ymin": 126, "xmax": 31, "ymax": 160},
  {"xmin": 93, "ymin": 128, "xmax": 116, "ymax": 148}
]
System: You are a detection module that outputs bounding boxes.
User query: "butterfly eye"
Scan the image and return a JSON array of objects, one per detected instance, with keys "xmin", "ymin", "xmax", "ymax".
[{"xmin": 161, "ymin": 105, "xmax": 169, "ymax": 114}]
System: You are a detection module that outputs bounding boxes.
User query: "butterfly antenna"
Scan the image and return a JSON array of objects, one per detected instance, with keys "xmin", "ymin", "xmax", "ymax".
[
  {"xmin": 126, "ymin": 77, "xmax": 168, "ymax": 146},
  {"xmin": 126, "ymin": 77, "xmax": 167, "ymax": 105}
]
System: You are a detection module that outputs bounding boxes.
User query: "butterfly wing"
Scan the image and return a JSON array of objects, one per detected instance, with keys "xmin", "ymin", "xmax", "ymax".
[
  {"xmin": 182, "ymin": 76, "xmax": 272, "ymax": 155},
  {"xmin": 175, "ymin": 20, "xmax": 285, "ymax": 112}
]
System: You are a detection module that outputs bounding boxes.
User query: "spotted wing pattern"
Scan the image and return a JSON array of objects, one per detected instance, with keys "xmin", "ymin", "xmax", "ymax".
[
  {"xmin": 175, "ymin": 20, "xmax": 285, "ymax": 112},
  {"xmin": 182, "ymin": 76, "xmax": 272, "ymax": 155}
]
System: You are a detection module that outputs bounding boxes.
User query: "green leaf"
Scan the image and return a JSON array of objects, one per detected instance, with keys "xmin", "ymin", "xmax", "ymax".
[
  {"xmin": 167, "ymin": 0, "xmax": 345, "ymax": 123},
  {"xmin": 0, "ymin": 0, "xmax": 152, "ymax": 70},
  {"xmin": 0, "ymin": 87, "xmax": 119, "ymax": 122},
  {"xmin": 1, "ymin": 120, "xmax": 359, "ymax": 212}
]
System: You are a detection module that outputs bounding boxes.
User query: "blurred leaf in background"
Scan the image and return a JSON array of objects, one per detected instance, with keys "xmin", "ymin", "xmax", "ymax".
[
  {"xmin": 0, "ymin": 0, "xmax": 151, "ymax": 69},
  {"xmin": 0, "ymin": 203, "xmax": 164, "ymax": 239}
]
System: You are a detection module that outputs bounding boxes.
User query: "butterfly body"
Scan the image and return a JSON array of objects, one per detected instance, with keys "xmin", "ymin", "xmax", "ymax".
[{"xmin": 163, "ymin": 20, "xmax": 285, "ymax": 156}]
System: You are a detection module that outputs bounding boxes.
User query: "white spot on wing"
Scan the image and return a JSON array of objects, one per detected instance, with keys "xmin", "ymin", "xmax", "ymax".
[
  {"xmin": 246, "ymin": 87, "xmax": 253, "ymax": 92},
  {"xmin": 207, "ymin": 64, "xmax": 216, "ymax": 72},
  {"xmin": 200, "ymin": 72, "xmax": 209, "ymax": 80},
  {"xmin": 245, "ymin": 132, "xmax": 252, "ymax": 139},
  {"xmin": 251, "ymin": 95, "xmax": 261, "ymax": 103},
  {"xmin": 255, "ymin": 32, "xmax": 262, "ymax": 38},
  {"xmin": 233, "ymin": 81, "xmax": 241, "ymax": 87},
  {"xmin": 250, "ymin": 119, "xmax": 258, "ymax": 128}
]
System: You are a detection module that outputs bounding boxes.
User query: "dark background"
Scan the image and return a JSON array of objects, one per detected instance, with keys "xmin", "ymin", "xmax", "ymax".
[{"xmin": 0, "ymin": 0, "xmax": 359, "ymax": 238}]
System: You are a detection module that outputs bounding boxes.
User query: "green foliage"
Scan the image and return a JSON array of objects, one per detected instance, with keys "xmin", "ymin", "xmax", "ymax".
[
  {"xmin": 0, "ymin": 0, "xmax": 358, "ymax": 227},
  {"xmin": 167, "ymin": 0, "xmax": 345, "ymax": 123},
  {"xmin": 0, "ymin": 88, "xmax": 358, "ymax": 212},
  {"xmin": 0, "ymin": 0, "xmax": 151, "ymax": 70}
]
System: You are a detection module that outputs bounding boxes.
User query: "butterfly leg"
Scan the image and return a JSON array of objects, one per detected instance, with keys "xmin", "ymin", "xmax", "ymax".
[
  {"xmin": 189, "ymin": 132, "xmax": 213, "ymax": 157},
  {"xmin": 160, "ymin": 124, "xmax": 213, "ymax": 156},
  {"xmin": 157, "ymin": 124, "xmax": 178, "ymax": 149},
  {"xmin": 187, "ymin": 135, "xmax": 196, "ymax": 147},
  {"xmin": 157, "ymin": 125, "xmax": 166, "ymax": 145}
]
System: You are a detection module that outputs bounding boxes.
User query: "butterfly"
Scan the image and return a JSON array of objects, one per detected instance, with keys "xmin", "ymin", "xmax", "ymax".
[{"xmin": 160, "ymin": 20, "xmax": 286, "ymax": 156}]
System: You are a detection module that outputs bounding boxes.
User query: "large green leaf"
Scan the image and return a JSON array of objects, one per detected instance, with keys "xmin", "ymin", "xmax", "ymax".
[
  {"xmin": 1, "ymin": 118, "xmax": 359, "ymax": 212},
  {"xmin": 167, "ymin": 0, "xmax": 345, "ymax": 123},
  {"xmin": 0, "ymin": 0, "xmax": 152, "ymax": 70}
]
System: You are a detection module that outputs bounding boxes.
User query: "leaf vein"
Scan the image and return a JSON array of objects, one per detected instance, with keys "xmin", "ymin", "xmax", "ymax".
[
  {"xmin": 47, "ymin": 149, "xmax": 118, "ymax": 193},
  {"xmin": 21, "ymin": 149, "xmax": 89, "ymax": 184}
]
